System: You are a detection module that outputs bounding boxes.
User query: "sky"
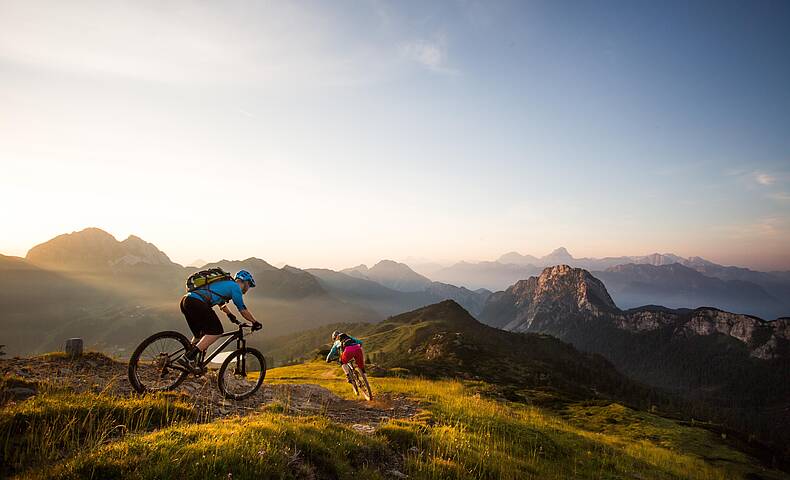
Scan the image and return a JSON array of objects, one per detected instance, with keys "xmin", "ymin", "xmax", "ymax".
[{"xmin": 1, "ymin": 0, "xmax": 789, "ymax": 270}]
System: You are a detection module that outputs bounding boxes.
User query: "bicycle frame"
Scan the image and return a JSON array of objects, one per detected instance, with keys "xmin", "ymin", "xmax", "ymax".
[
  {"xmin": 165, "ymin": 325, "xmax": 250, "ymax": 373},
  {"xmin": 197, "ymin": 327, "xmax": 247, "ymax": 367}
]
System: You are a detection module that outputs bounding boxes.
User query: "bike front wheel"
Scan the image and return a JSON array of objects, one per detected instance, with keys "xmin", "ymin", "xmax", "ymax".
[
  {"xmin": 128, "ymin": 331, "xmax": 191, "ymax": 393},
  {"xmin": 354, "ymin": 369, "xmax": 372, "ymax": 401},
  {"xmin": 217, "ymin": 347, "xmax": 266, "ymax": 400}
]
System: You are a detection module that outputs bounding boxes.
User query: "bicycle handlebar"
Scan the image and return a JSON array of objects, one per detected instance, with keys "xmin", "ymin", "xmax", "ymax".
[{"xmin": 238, "ymin": 322, "xmax": 262, "ymax": 334}]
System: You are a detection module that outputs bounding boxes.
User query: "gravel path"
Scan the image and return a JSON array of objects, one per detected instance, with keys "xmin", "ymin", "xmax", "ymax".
[{"xmin": 0, "ymin": 353, "xmax": 421, "ymax": 429}]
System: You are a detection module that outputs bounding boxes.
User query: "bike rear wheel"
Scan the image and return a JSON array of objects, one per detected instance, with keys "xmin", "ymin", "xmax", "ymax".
[
  {"xmin": 128, "ymin": 331, "xmax": 191, "ymax": 393},
  {"xmin": 217, "ymin": 347, "xmax": 266, "ymax": 400}
]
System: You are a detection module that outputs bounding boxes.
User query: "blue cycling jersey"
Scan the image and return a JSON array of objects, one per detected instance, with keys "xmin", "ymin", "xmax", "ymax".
[{"xmin": 186, "ymin": 279, "xmax": 247, "ymax": 311}]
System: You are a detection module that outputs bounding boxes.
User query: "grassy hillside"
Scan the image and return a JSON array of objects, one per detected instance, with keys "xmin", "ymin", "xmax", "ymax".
[
  {"xmin": 4, "ymin": 360, "xmax": 786, "ymax": 479},
  {"xmin": 260, "ymin": 301, "xmax": 672, "ymax": 408}
]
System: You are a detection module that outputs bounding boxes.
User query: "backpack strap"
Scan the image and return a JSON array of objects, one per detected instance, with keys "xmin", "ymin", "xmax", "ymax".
[{"xmin": 194, "ymin": 285, "xmax": 232, "ymax": 306}]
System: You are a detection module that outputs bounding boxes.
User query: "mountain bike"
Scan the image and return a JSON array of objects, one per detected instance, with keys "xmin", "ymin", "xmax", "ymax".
[
  {"xmin": 346, "ymin": 358, "xmax": 372, "ymax": 401},
  {"xmin": 128, "ymin": 323, "xmax": 266, "ymax": 400}
]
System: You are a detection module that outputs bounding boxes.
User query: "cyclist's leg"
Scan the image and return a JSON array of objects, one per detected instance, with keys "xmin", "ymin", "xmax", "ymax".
[
  {"xmin": 180, "ymin": 297, "xmax": 222, "ymax": 360},
  {"xmin": 339, "ymin": 351, "xmax": 353, "ymax": 382},
  {"xmin": 194, "ymin": 308, "xmax": 223, "ymax": 354},
  {"xmin": 352, "ymin": 346, "xmax": 366, "ymax": 373},
  {"xmin": 180, "ymin": 296, "xmax": 202, "ymax": 339}
]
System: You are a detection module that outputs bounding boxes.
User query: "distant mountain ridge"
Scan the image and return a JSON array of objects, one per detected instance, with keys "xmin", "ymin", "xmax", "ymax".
[
  {"xmin": 496, "ymin": 248, "xmax": 709, "ymax": 270},
  {"xmin": 310, "ymin": 266, "xmax": 490, "ymax": 316},
  {"xmin": 342, "ymin": 260, "xmax": 433, "ymax": 292},
  {"xmin": 594, "ymin": 263, "xmax": 786, "ymax": 319},
  {"xmin": 427, "ymin": 248, "xmax": 790, "ymax": 318}
]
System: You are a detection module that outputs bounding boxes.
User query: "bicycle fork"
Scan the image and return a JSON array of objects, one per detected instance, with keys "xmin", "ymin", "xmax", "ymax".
[{"xmin": 234, "ymin": 335, "xmax": 247, "ymax": 376}]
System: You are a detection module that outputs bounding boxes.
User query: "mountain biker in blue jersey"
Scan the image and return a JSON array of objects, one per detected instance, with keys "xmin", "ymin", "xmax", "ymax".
[{"xmin": 178, "ymin": 270, "xmax": 262, "ymax": 371}]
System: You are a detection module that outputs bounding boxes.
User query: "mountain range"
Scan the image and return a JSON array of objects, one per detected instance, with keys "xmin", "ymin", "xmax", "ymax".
[
  {"xmin": 594, "ymin": 263, "xmax": 785, "ymax": 319},
  {"xmin": 4, "ymin": 229, "xmax": 789, "ymax": 357},
  {"xmin": 425, "ymin": 247, "xmax": 790, "ymax": 319},
  {"xmin": 0, "ymin": 229, "xmax": 489, "ymax": 356}
]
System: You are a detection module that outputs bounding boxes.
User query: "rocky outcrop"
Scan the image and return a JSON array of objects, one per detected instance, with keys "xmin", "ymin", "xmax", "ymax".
[
  {"xmin": 113, "ymin": 235, "xmax": 174, "ymax": 266},
  {"xmin": 483, "ymin": 265, "xmax": 617, "ymax": 333},
  {"xmin": 481, "ymin": 265, "xmax": 789, "ymax": 360}
]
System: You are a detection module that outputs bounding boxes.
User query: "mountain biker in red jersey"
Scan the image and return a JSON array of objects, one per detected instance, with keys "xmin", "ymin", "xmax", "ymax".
[{"xmin": 326, "ymin": 331, "xmax": 365, "ymax": 382}]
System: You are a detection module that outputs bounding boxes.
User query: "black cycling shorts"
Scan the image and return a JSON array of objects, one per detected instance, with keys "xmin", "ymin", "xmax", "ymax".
[{"xmin": 180, "ymin": 295, "xmax": 223, "ymax": 337}]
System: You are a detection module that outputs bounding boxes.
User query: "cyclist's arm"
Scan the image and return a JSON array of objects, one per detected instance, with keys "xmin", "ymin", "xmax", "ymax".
[
  {"xmin": 219, "ymin": 304, "xmax": 232, "ymax": 315},
  {"xmin": 326, "ymin": 341, "xmax": 339, "ymax": 362},
  {"xmin": 230, "ymin": 283, "xmax": 247, "ymax": 313},
  {"xmin": 239, "ymin": 309, "xmax": 258, "ymax": 324}
]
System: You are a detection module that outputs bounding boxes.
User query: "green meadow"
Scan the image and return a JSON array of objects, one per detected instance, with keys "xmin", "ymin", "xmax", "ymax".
[{"xmin": 2, "ymin": 360, "xmax": 785, "ymax": 479}]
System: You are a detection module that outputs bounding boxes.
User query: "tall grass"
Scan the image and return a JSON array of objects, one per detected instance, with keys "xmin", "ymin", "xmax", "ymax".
[
  {"xmin": 28, "ymin": 412, "xmax": 391, "ymax": 480},
  {"xmin": 268, "ymin": 362, "xmax": 782, "ymax": 480},
  {"xmin": 0, "ymin": 391, "xmax": 195, "ymax": 476}
]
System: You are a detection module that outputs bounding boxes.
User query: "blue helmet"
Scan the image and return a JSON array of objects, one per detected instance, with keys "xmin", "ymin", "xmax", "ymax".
[{"xmin": 235, "ymin": 270, "xmax": 256, "ymax": 288}]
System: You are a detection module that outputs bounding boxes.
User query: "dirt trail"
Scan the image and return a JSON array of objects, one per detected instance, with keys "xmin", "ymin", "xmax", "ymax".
[{"xmin": 0, "ymin": 353, "xmax": 421, "ymax": 429}]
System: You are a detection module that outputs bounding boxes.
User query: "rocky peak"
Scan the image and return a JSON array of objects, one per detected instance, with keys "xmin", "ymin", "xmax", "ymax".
[
  {"xmin": 26, "ymin": 228, "xmax": 175, "ymax": 270},
  {"xmin": 482, "ymin": 266, "xmax": 620, "ymax": 333},
  {"xmin": 114, "ymin": 235, "xmax": 175, "ymax": 266},
  {"xmin": 27, "ymin": 228, "xmax": 125, "ymax": 269},
  {"xmin": 531, "ymin": 265, "xmax": 618, "ymax": 312}
]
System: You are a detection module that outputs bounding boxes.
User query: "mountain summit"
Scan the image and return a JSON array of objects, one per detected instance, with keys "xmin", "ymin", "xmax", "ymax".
[
  {"xmin": 483, "ymin": 265, "xmax": 617, "ymax": 333},
  {"xmin": 542, "ymin": 247, "xmax": 574, "ymax": 264},
  {"xmin": 26, "ymin": 228, "xmax": 176, "ymax": 270},
  {"xmin": 342, "ymin": 260, "xmax": 432, "ymax": 292}
]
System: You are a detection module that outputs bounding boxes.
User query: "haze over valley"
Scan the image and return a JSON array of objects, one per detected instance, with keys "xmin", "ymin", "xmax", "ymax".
[{"xmin": 4, "ymin": 227, "xmax": 789, "ymax": 358}]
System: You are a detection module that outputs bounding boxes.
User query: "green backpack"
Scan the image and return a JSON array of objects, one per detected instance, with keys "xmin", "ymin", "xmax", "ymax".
[{"xmin": 186, "ymin": 268, "xmax": 233, "ymax": 292}]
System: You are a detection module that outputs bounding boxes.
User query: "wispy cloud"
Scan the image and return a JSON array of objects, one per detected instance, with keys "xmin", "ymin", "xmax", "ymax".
[
  {"xmin": 400, "ymin": 34, "xmax": 457, "ymax": 74},
  {"xmin": 754, "ymin": 172, "xmax": 776, "ymax": 186}
]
